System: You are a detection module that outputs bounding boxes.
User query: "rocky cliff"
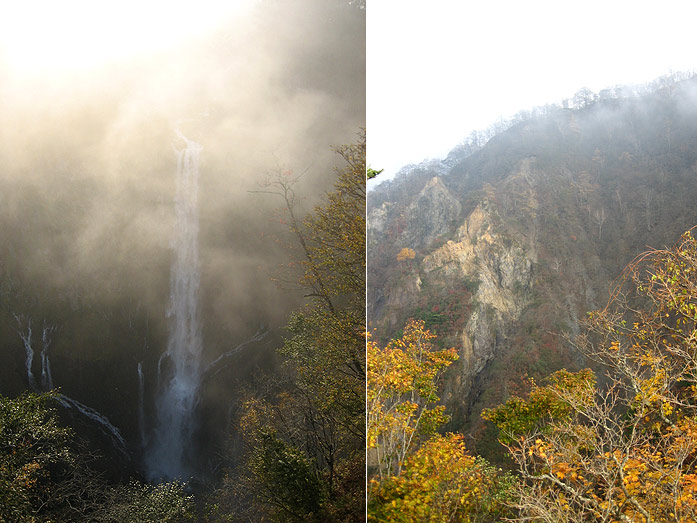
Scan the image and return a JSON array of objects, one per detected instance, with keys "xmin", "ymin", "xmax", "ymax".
[{"xmin": 368, "ymin": 75, "xmax": 697, "ymax": 442}]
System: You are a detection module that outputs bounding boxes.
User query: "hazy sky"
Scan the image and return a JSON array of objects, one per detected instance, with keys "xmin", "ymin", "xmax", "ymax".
[
  {"xmin": 0, "ymin": 1, "xmax": 251, "ymax": 73},
  {"xmin": 0, "ymin": 0, "xmax": 365, "ymax": 368},
  {"xmin": 368, "ymin": 0, "xmax": 697, "ymax": 183}
]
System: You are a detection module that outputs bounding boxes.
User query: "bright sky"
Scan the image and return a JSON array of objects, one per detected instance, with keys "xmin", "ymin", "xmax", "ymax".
[
  {"xmin": 368, "ymin": 0, "xmax": 697, "ymax": 184},
  {"xmin": 0, "ymin": 1, "xmax": 253, "ymax": 74}
]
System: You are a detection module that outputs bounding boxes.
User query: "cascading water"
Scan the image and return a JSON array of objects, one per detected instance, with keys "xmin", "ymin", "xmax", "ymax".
[
  {"xmin": 146, "ymin": 130, "xmax": 203, "ymax": 480},
  {"xmin": 57, "ymin": 395, "xmax": 128, "ymax": 457},
  {"xmin": 17, "ymin": 318, "xmax": 37, "ymax": 390},
  {"xmin": 202, "ymin": 326, "xmax": 269, "ymax": 379},
  {"xmin": 14, "ymin": 315, "xmax": 127, "ymax": 457}
]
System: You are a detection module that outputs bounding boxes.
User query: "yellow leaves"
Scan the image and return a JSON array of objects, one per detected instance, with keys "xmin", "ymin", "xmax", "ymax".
[
  {"xmin": 553, "ymin": 461, "xmax": 572, "ymax": 480},
  {"xmin": 16, "ymin": 461, "xmax": 41, "ymax": 489},
  {"xmin": 368, "ymin": 320, "xmax": 458, "ymax": 479},
  {"xmin": 634, "ymin": 367, "xmax": 668, "ymax": 405},
  {"xmin": 662, "ymin": 401, "xmax": 674, "ymax": 417},
  {"xmin": 396, "ymin": 247, "xmax": 416, "ymax": 262},
  {"xmin": 529, "ymin": 438, "xmax": 553, "ymax": 461},
  {"xmin": 622, "ymin": 458, "xmax": 647, "ymax": 495},
  {"xmin": 369, "ymin": 434, "xmax": 512, "ymax": 521}
]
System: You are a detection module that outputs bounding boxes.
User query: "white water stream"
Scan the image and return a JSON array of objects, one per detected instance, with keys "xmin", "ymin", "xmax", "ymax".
[
  {"xmin": 15, "ymin": 317, "xmax": 127, "ymax": 457},
  {"xmin": 147, "ymin": 131, "xmax": 203, "ymax": 480}
]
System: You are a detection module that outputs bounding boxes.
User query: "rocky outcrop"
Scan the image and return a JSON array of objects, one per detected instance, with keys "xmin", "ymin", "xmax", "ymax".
[
  {"xmin": 367, "ymin": 202, "xmax": 391, "ymax": 237},
  {"xmin": 422, "ymin": 202, "xmax": 533, "ymax": 395},
  {"xmin": 402, "ymin": 176, "xmax": 461, "ymax": 249}
]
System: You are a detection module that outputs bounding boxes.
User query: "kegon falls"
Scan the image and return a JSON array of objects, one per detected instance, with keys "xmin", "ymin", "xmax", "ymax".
[{"xmin": 146, "ymin": 131, "xmax": 203, "ymax": 481}]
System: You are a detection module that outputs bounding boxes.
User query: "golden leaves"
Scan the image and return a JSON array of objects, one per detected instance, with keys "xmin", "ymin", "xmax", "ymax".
[
  {"xmin": 396, "ymin": 247, "xmax": 416, "ymax": 262},
  {"xmin": 367, "ymin": 320, "xmax": 458, "ymax": 482}
]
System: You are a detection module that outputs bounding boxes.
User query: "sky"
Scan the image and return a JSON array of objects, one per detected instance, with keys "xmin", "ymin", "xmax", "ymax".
[
  {"xmin": 0, "ymin": 1, "xmax": 252, "ymax": 73},
  {"xmin": 368, "ymin": 0, "xmax": 697, "ymax": 185}
]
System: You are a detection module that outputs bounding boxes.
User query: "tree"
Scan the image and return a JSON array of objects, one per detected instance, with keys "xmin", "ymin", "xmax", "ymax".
[
  {"xmin": 484, "ymin": 227, "xmax": 697, "ymax": 521},
  {"xmin": 220, "ymin": 132, "xmax": 366, "ymax": 521},
  {"xmin": 367, "ymin": 321, "xmax": 513, "ymax": 521},
  {"xmin": 277, "ymin": 131, "xmax": 366, "ymax": 442},
  {"xmin": 396, "ymin": 247, "xmax": 416, "ymax": 262},
  {"xmin": 367, "ymin": 319, "xmax": 458, "ymax": 485},
  {"xmin": 369, "ymin": 433, "xmax": 514, "ymax": 523},
  {"xmin": 94, "ymin": 481, "xmax": 194, "ymax": 523},
  {"xmin": 0, "ymin": 391, "xmax": 192, "ymax": 522},
  {"xmin": 368, "ymin": 166, "xmax": 383, "ymax": 180},
  {"xmin": 0, "ymin": 394, "xmax": 76, "ymax": 521}
]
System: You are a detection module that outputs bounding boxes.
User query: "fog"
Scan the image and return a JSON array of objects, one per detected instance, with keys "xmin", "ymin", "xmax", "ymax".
[{"xmin": 0, "ymin": 0, "xmax": 364, "ymax": 467}]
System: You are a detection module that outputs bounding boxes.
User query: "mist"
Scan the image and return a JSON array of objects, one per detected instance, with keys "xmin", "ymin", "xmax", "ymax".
[{"xmin": 0, "ymin": 0, "xmax": 364, "ymax": 476}]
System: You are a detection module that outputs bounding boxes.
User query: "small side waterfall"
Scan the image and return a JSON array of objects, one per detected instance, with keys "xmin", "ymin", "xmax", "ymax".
[
  {"xmin": 58, "ymin": 395, "xmax": 128, "ymax": 457},
  {"xmin": 15, "ymin": 315, "xmax": 36, "ymax": 389},
  {"xmin": 40, "ymin": 322, "xmax": 55, "ymax": 390},
  {"xmin": 15, "ymin": 316, "xmax": 55, "ymax": 391},
  {"xmin": 147, "ymin": 130, "xmax": 204, "ymax": 480},
  {"xmin": 14, "ymin": 316, "xmax": 127, "ymax": 458},
  {"xmin": 203, "ymin": 326, "xmax": 269, "ymax": 379}
]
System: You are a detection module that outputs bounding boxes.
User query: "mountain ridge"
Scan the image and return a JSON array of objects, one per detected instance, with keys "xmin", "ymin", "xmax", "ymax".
[{"xmin": 368, "ymin": 73, "xmax": 697, "ymax": 456}]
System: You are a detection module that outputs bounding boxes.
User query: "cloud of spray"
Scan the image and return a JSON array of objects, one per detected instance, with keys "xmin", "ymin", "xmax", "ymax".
[{"xmin": 0, "ymin": 0, "xmax": 364, "ymax": 339}]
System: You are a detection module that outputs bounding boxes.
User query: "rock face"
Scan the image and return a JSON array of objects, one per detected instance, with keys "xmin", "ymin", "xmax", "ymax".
[
  {"xmin": 368, "ymin": 77, "xmax": 697, "ymax": 432},
  {"xmin": 422, "ymin": 202, "xmax": 532, "ymax": 383},
  {"xmin": 404, "ymin": 176, "xmax": 462, "ymax": 249}
]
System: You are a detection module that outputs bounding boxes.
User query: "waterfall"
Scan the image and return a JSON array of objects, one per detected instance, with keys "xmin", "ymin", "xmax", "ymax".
[
  {"xmin": 15, "ymin": 316, "xmax": 55, "ymax": 391},
  {"xmin": 147, "ymin": 130, "xmax": 203, "ymax": 480},
  {"xmin": 14, "ymin": 315, "xmax": 127, "ymax": 458},
  {"xmin": 203, "ymin": 326, "xmax": 269, "ymax": 379},
  {"xmin": 58, "ymin": 395, "xmax": 128, "ymax": 457},
  {"xmin": 17, "ymin": 319, "xmax": 36, "ymax": 390},
  {"xmin": 137, "ymin": 362, "xmax": 146, "ymax": 449}
]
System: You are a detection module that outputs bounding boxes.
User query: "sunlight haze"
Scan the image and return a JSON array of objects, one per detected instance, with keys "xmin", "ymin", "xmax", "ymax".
[{"xmin": 0, "ymin": 1, "xmax": 253, "ymax": 74}]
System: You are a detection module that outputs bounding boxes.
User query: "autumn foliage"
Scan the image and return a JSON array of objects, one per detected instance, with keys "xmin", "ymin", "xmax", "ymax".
[
  {"xmin": 211, "ymin": 134, "xmax": 366, "ymax": 521},
  {"xmin": 367, "ymin": 319, "xmax": 458, "ymax": 483},
  {"xmin": 396, "ymin": 247, "xmax": 416, "ymax": 262},
  {"xmin": 484, "ymin": 228, "xmax": 697, "ymax": 521},
  {"xmin": 368, "ymin": 320, "xmax": 513, "ymax": 521},
  {"xmin": 370, "ymin": 433, "xmax": 514, "ymax": 522}
]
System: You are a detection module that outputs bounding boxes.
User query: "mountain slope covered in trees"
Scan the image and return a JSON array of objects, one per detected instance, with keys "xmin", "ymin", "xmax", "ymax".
[{"xmin": 368, "ymin": 73, "xmax": 697, "ymax": 456}]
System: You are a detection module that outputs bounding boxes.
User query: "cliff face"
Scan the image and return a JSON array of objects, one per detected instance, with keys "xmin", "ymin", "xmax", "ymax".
[
  {"xmin": 422, "ymin": 200, "xmax": 532, "ymax": 381},
  {"xmin": 368, "ymin": 76, "xmax": 697, "ymax": 434},
  {"xmin": 405, "ymin": 176, "xmax": 462, "ymax": 249}
]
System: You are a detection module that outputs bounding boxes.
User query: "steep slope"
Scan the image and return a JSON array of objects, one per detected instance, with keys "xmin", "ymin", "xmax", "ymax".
[{"xmin": 368, "ymin": 75, "xmax": 697, "ymax": 448}]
